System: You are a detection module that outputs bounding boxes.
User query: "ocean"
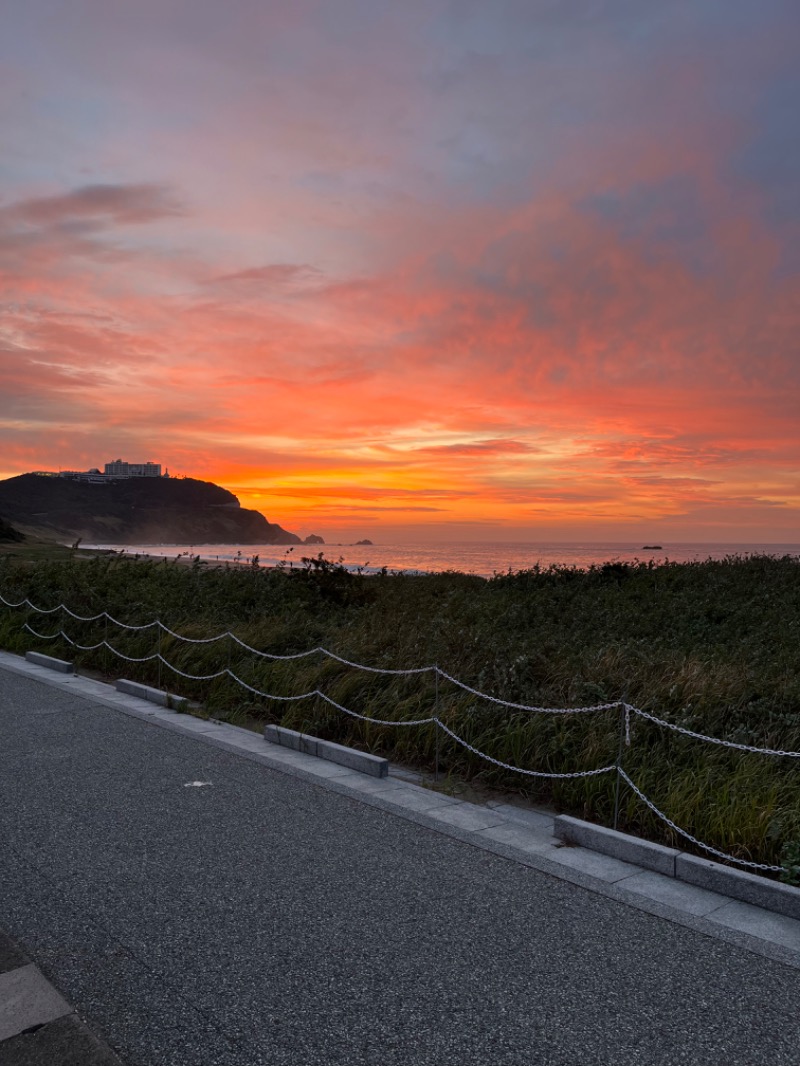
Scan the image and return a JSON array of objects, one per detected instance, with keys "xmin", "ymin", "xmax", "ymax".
[{"xmin": 89, "ymin": 541, "xmax": 800, "ymax": 578}]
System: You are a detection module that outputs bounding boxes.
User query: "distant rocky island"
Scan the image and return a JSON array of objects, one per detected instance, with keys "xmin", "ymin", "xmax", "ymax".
[{"xmin": 0, "ymin": 472, "xmax": 302, "ymax": 546}]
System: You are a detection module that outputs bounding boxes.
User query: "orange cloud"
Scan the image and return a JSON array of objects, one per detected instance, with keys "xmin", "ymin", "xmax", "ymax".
[{"xmin": 1, "ymin": 3, "xmax": 798, "ymax": 542}]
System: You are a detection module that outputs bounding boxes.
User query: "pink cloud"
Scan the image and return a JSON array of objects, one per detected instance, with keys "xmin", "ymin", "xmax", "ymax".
[
  {"xmin": 1, "ymin": 4, "xmax": 798, "ymax": 540},
  {"xmin": 5, "ymin": 183, "xmax": 185, "ymax": 227}
]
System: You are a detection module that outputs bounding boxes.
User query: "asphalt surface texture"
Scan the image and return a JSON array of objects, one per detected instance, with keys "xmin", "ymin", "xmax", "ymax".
[
  {"xmin": 1, "ymin": 667, "xmax": 799, "ymax": 1066},
  {"xmin": 0, "ymin": 920, "xmax": 124, "ymax": 1065}
]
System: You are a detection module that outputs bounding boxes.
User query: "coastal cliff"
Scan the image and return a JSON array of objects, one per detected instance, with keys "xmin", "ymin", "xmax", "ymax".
[{"xmin": 0, "ymin": 473, "xmax": 301, "ymax": 545}]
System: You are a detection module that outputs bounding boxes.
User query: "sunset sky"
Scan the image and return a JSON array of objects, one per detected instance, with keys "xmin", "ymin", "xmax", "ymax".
[{"xmin": 2, "ymin": 1, "xmax": 798, "ymax": 542}]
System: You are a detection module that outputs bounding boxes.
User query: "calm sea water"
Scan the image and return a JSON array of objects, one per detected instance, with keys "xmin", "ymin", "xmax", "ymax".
[{"xmin": 90, "ymin": 541, "xmax": 800, "ymax": 578}]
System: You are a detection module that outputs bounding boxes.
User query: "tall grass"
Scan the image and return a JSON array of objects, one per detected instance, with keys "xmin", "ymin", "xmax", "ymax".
[{"xmin": 1, "ymin": 551, "xmax": 799, "ymax": 873}]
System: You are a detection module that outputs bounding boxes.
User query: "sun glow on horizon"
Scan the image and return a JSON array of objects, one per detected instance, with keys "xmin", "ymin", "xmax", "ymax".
[{"xmin": 1, "ymin": 1, "xmax": 798, "ymax": 542}]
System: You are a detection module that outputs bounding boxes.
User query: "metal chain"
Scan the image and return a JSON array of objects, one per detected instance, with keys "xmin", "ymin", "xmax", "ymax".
[
  {"xmin": 6, "ymin": 593, "xmax": 622, "ymax": 711},
  {"xmin": 57, "ymin": 631, "xmax": 106, "ymax": 652},
  {"xmin": 435, "ymin": 668, "xmax": 621, "ymax": 714},
  {"xmin": 62, "ymin": 606, "xmax": 107, "ymax": 622},
  {"xmin": 435, "ymin": 720, "xmax": 617, "ymax": 779},
  {"xmin": 321, "ymin": 649, "xmax": 433, "ymax": 675},
  {"xmin": 160, "ymin": 623, "xmax": 227, "ymax": 645},
  {"xmin": 617, "ymin": 769, "xmax": 784, "ymax": 872},
  {"xmin": 0, "ymin": 593, "xmax": 27, "ymax": 608},
  {"xmin": 107, "ymin": 647, "xmax": 160, "ymax": 663},
  {"xmin": 629, "ymin": 705, "xmax": 800, "ymax": 758},
  {"xmin": 11, "ymin": 591, "xmax": 800, "ymax": 752},
  {"xmin": 24, "ymin": 600, "xmax": 62, "ymax": 615},
  {"xmin": 24, "ymin": 623, "xmax": 101, "ymax": 652},
  {"xmin": 226, "ymin": 671, "xmax": 317, "ymax": 701},
  {"xmin": 157, "ymin": 657, "xmax": 228, "ymax": 682},
  {"xmin": 23, "ymin": 623, "xmax": 63, "ymax": 641},
  {"xmin": 317, "ymin": 690, "xmax": 437, "ymax": 726},
  {"xmin": 23, "ymin": 625, "xmax": 155, "ymax": 660},
  {"xmin": 105, "ymin": 614, "xmax": 158, "ymax": 631},
  {"xmin": 229, "ymin": 633, "xmax": 322, "ymax": 660}
]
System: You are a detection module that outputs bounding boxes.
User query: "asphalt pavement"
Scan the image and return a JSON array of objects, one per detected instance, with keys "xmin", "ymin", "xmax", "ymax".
[{"xmin": 1, "ymin": 664, "xmax": 799, "ymax": 1065}]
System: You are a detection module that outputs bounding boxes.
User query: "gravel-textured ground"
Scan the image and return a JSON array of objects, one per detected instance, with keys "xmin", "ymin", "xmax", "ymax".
[{"xmin": 1, "ymin": 667, "xmax": 799, "ymax": 1066}]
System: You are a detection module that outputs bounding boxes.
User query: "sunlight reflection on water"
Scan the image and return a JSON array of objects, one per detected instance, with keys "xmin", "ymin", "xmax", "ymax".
[{"xmin": 88, "ymin": 541, "xmax": 800, "ymax": 578}]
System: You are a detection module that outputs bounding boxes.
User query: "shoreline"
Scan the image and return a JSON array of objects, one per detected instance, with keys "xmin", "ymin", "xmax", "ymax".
[
  {"xmin": 83, "ymin": 541, "xmax": 800, "ymax": 579},
  {"xmin": 5, "ymin": 533, "xmax": 799, "ymax": 578}
]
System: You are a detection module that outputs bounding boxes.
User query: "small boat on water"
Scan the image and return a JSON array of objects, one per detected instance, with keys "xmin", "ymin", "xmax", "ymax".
[{"xmin": 642, "ymin": 545, "xmax": 663, "ymax": 550}]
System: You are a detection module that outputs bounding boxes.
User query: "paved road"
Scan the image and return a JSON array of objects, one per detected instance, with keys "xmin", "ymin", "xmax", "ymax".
[{"xmin": 1, "ymin": 667, "xmax": 799, "ymax": 1065}]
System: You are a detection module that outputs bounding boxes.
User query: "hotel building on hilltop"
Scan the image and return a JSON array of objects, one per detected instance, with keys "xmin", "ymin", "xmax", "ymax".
[
  {"xmin": 104, "ymin": 459, "xmax": 163, "ymax": 478},
  {"xmin": 35, "ymin": 460, "xmax": 169, "ymax": 481}
]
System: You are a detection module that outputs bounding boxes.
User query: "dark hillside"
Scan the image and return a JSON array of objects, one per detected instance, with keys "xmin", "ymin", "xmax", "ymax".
[
  {"xmin": 0, "ymin": 474, "xmax": 301, "ymax": 545},
  {"xmin": 0, "ymin": 516, "xmax": 24, "ymax": 542}
]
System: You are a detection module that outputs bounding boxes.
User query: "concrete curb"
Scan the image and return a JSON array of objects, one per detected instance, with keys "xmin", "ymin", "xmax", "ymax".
[
  {"xmin": 0, "ymin": 925, "xmax": 124, "ymax": 1064},
  {"xmin": 24, "ymin": 652, "xmax": 72, "ymax": 674},
  {"xmin": 115, "ymin": 679, "xmax": 188, "ymax": 710},
  {"xmin": 677, "ymin": 854, "xmax": 800, "ymax": 922},
  {"xmin": 0, "ymin": 963, "xmax": 72, "ymax": 1042},
  {"xmin": 554, "ymin": 815, "xmax": 678, "ymax": 876},
  {"xmin": 554, "ymin": 814, "xmax": 800, "ymax": 921},
  {"xmin": 264, "ymin": 723, "xmax": 389, "ymax": 778}
]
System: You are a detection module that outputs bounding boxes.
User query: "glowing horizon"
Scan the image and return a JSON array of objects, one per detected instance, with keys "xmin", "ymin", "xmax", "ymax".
[{"xmin": 2, "ymin": 2, "xmax": 798, "ymax": 544}]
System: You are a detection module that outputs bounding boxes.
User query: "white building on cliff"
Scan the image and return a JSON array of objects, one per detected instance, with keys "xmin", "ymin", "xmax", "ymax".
[{"xmin": 104, "ymin": 459, "xmax": 164, "ymax": 478}]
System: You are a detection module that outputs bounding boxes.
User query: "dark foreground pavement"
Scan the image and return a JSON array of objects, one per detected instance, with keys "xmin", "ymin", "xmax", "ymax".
[
  {"xmin": 1, "ymin": 667, "xmax": 799, "ymax": 1066},
  {"xmin": 0, "ymin": 922, "xmax": 123, "ymax": 1065}
]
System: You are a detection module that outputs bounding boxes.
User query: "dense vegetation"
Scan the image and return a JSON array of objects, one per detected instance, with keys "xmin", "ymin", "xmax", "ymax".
[{"xmin": 1, "ymin": 551, "xmax": 799, "ymax": 877}]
